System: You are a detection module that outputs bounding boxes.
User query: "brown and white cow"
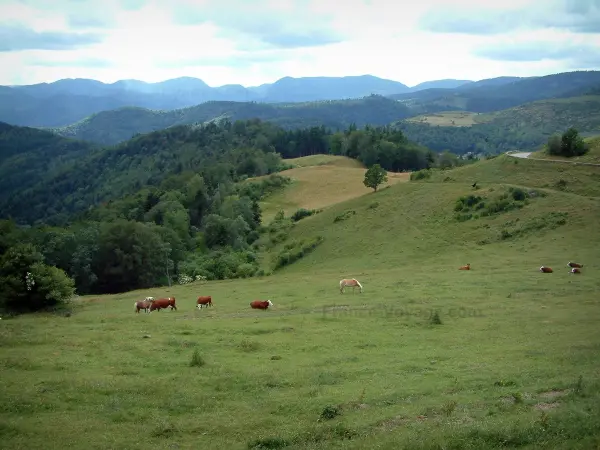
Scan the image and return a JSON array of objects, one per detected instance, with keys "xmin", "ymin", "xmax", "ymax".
[
  {"xmin": 458, "ymin": 264, "xmax": 471, "ymax": 271},
  {"xmin": 250, "ymin": 300, "xmax": 273, "ymax": 310},
  {"xmin": 149, "ymin": 297, "xmax": 177, "ymax": 312},
  {"xmin": 197, "ymin": 296, "xmax": 213, "ymax": 309},
  {"xmin": 570, "ymin": 267, "xmax": 582, "ymax": 274},
  {"xmin": 134, "ymin": 300, "xmax": 151, "ymax": 313},
  {"xmin": 567, "ymin": 262, "xmax": 583, "ymax": 268},
  {"xmin": 539, "ymin": 266, "xmax": 553, "ymax": 273}
]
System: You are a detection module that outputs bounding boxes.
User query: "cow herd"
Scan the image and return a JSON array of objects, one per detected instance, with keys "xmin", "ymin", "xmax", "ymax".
[
  {"xmin": 457, "ymin": 261, "xmax": 585, "ymax": 274},
  {"xmin": 132, "ymin": 262, "xmax": 585, "ymax": 316},
  {"xmin": 134, "ymin": 296, "xmax": 274, "ymax": 314},
  {"xmin": 539, "ymin": 261, "xmax": 585, "ymax": 274}
]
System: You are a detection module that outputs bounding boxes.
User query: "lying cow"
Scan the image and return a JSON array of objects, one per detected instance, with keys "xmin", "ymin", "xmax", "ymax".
[
  {"xmin": 197, "ymin": 296, "xmax": 213, "ymax": 309},
  {"xmin": 570, "ymin": 267, "xmax": 581, "ymax": 274},
  {"xmin": 539, "ymin": 266, "xmax": 553, "ymax": 273},
  {"xmin": 149, "ymin": 297, "xmax": 177, "ymax": 312},
  {"xmin": 567, "ymin": 262, "xmax": 583, "ymax": 268},
  {"xmin": 458, "ymin": 264, "xmax": 471, "ymax": 270},
  {"xmin": 250, "ymin": 300, "xmax": 273, "ymax": 310}
]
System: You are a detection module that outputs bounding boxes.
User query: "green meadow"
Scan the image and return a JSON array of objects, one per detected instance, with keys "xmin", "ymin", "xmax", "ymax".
[{"xmin": 2, "ymin": 154, "xmax": 600, "ymax": 450}]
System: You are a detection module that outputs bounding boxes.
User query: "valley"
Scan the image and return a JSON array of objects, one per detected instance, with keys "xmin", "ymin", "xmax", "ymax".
[{"xmin": 1, "ymin": 68, "xmax": 600, "ymax": 450}]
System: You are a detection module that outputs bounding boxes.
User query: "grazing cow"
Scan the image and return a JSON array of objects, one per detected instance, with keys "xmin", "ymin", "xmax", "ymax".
[
  {"xmin": 459, "ymin": 264, "xmax": 471, "ymax": 270},
  {"xmin": 570, "ymin": 267, "xmax": 581, "ymax": 274},
  {"xmin": 539, "ymin": 266, "xmax": 553, "ymax": 273},
  {"xmin": 197, "ymin": 296, "xmax": 213, "ymax": 309},
  {"xmin": 567, "ymin": 262, "xmax": 583, "ymax": 268},
  {"xmin": 134, "ymin": 300, "xmax": 151, "ymax": 313},
  {"xmin": 339, "ymin": 278, "xmax": 363, "ymax": 294},
  {"xmin": 250, "ymin": 300, "xmax": 273, "ymax": 310},
  {"xmin": 149, "ymin": 297, "xmax": 177, "ymax": 312}
]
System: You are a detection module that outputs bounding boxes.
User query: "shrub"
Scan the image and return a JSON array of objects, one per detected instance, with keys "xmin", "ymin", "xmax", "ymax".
[
  {"xmin": 410, "ymin": 169, "xmax": 432, "ymax": 181},
  {"xmin": 291, "ymin": 208, "xmax": 321, "ymax": 222},
  {"xmin": 333, "ymin": 210, "xmax": 356, "ymax": 223},
  {"xmin": 499, "ymin": 212, "xmax": 568, "ymax": 240},
  {"xmin": 190, "ymin": 349, "xmax": 205, "ymax": 367},
  {"xmin": 547, "ymin": 128, "xmax": 589, "ymax": 157},
  {"xmin": 236, "ymin": 174, "xmax": 292, "ymax": 201},
  {"xmin": 454, "ymin": 187, "xmax": 531, "ymax": 221},
  {"xmin": 273, "ymin": 236, "xmax": 324, "ymax": 270},
  {"xmin": 0, "ymin": 244, "xmax": 75, "ymax": 314},
  {"xmin": 179, "ymin": 249, "xmax": 260, "ymax": 281}
]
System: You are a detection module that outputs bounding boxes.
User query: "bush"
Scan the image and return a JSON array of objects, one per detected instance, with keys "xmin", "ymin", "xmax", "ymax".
[
  {"xmin": 546, "ymin": 128, "xmax": 589, "ymax": 157},
  {"xmin": 291, "ymin": 208, "xmax": 321, "ymax": 222},
  {"xmin": 273, "ymin": 236, "xmax": 324, "ymax": 270},
  {"xmin": 0, "ymin": 244, "xmax": 75, "ymax": 313},
  {"xmin": 178, "ymin": 249, "xmax": 260, "ymax": 281},
  {"xmin": 236, "ymin": 174, "xmax": 292, "ymax": 201},
  {"xmin": 499, "ymin": 212, "xmax": 568, "ymax": 240},
  {"xmin": 453, "ymin": 187, "xmax": 531, "ymax": 221},
  {"xmin": 333, "ymin": 210, "xmax": 356, "ymax": 223},
  {"xmin": 410, "ymin": 169, "xmax": 432, "ymax": 181}
]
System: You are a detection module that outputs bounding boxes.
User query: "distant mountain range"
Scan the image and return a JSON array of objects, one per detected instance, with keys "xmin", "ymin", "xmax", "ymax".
[
  {"xmin": 1, "ymin": 71, "xmax": 599, "ymax": 133},
  {"xmin": 1, "ymin": 74, "xmax": 492, "ymax": 127}
]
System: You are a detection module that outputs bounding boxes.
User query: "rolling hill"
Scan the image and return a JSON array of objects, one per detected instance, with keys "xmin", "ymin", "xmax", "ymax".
[
  {"xmin": 2, "ymin": 152, "xmax": 599, "ymax": 449},
  {"xmin": 48, "ymin": 96, "xmax": 414, "ymax": 146},
  {"xmin": 250, "ymin": 155, "xmax": 410, "ymax": 222},
  {"xmin": 0, "ymin": 118, "xmax": 432, "ymax": 226},
  {"xmin": 389, "ymin": 70, "xmax": 600, "ymax": 114},
  {"xmin": 47, "ymin": 93, "xmax": 600, "ymax": 157},
  {"xmin": 395, "ymin": 95, "xmax": 600, "ymax": 154}
]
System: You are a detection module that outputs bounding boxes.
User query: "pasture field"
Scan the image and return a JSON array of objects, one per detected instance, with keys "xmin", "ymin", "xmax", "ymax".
[
  {"xmin": 404, "ymin": 111, "xmax": 486, "ymax": 127},
  {"xmin": 530, "ymin": 137, "xmax": 600, "ymax": 165},
  {"xmin": 422, "ymin": 153, "xmax": 600, "ymax": 198},
  {"xmin": 2, "ymin": 156, "xmax": 600, "ymax": 450},
  {"xmin": 257, "ymin": 155, "xmax": 409, "ymax": 222}
]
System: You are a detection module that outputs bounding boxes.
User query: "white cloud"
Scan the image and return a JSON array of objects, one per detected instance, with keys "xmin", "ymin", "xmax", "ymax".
[{"xmin": 0, "ymin": 0, "xmax": 598, "ymax": 88}]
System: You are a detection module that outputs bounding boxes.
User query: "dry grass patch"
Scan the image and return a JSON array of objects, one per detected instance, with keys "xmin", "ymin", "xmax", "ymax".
[
  {"xmin": 259, "ymin": 164, "xmax": 409, "ymax": 222},
  {"xmin": 286, "ymin": 154, "xmax": 365, "ymax": 168},
  {"xmin": 405, "ymin": 111, "xmax": 487, "ymax": 127}
]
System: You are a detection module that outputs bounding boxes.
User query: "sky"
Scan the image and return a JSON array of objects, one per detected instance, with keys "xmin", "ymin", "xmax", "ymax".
[{"xmin": 0, "ymin": 0, "xmax": 599, "ymax": 87}]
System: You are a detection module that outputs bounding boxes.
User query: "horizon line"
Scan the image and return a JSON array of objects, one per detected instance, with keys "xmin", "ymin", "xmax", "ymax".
[{"xmin": 4, "ymin": 69, "xmax": 597, "ymax": 90}]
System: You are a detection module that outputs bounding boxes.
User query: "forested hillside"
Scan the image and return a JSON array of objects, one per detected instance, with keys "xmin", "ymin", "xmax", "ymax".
[
  {"xmin": 0, "ymin": 118, "xmax": 468, "ymax": 300},
  {"xmin": 0, "ymin": 122, "xmax": 99, "ymax": 207},
  {"xmin": 0, "ymin": 119, "xmax": 440, "ymax": 227},
  {"xmin": 50, "ymin": 95, "xmax": 413, "ymax": 146}
]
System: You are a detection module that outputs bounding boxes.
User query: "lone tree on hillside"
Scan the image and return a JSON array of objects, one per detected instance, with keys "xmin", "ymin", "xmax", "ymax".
[
  {"xmin": 363, "ymin": 164, "xmax": 388, "ymax": 192},
  {"xmin": 547, "ymin": 127, "xmax": 589, "ymax": 157}
]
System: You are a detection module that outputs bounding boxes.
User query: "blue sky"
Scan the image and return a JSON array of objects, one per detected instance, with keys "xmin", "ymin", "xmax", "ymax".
[{"xmin": 0, "ymin": 0, "xmax": 598, "ymax": 87}]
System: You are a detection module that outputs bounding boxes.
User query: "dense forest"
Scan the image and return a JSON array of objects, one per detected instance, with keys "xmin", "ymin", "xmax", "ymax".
[{"xmin": 0, "ymin": 118, "xmax": 468, "ymax": 312}]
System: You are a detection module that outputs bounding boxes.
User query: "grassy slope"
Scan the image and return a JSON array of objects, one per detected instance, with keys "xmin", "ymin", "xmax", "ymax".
[
  {"xmin": 530, "ymin": 136, "xmax": 600, "ymax": 164},
  {"xmin": 424, "ymin": 153, "xmax": 600, "ymax": 198},
  {"xmin": 403, "ymin": 95, "xmax": 600, "ymax": 131},
  {"xmin": 2, "ymin": 157, "xmax": 600, "ymax": 450},
  {"xmin": 256, "ymin": 155, "xmax": 410, "ymax": 222}
]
